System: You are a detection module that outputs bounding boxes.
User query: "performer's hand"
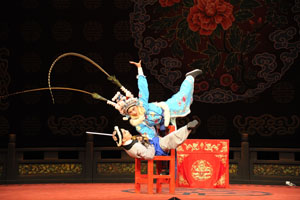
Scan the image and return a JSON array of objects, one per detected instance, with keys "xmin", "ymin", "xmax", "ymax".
[
  {"xmin": 129, "ymin": 60, "xmax": 142, "ymax": 68},
  {"xmin": 112, "ymin": 131, "xmax": 117, "ymax": 141}
]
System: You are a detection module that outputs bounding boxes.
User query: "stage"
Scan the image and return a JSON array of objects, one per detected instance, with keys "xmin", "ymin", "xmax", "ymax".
[{"xmin": 0, "ymin": 183, "xmax": 299, "ymax": 200}]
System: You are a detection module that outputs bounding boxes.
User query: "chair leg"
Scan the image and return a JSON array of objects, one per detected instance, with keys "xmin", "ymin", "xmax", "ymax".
[
  {"xmin": 156, "ymin": 161, "xmax": 162, "ymax": 193},
  {"xmin": 135, "ymin": 158, "xmax": 141, "ymax": 193},
  {"xmin": 134, "ymin": 125, "xmax": 177, "ymax": 194},
  {"xmin": 156, "ymin": 178, "xmax": 162, "ymax": 193},
  {"xmin": 170, "ymin": 174, "xmax": 175, "ymax": 194},
  {"xmin": 135, "ymin": 182, "xmax": 141, "ymax": 193},
  {"xmin": 148, "ymin": 159, "xmax": 154, "ymax": 194},
  {"xmin": 169, "ymin": 153, "xmax": 175, "ymax": 194},
  {"xmin": 168, "ymin": 126, "xmax": 176, "ymax": 194}
]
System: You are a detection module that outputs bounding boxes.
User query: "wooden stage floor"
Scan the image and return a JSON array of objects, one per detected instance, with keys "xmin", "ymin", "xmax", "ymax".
[{"xmin": 0, "ymin": 183, "xmax": 299, "ymax": 200}]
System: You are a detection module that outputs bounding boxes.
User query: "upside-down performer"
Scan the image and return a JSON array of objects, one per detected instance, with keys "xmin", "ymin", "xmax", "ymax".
[
  {"xmin": 112, "ymin": 120, "xmax": 199, "ymax": 160},
  {"xmin": 107, "ymin": 60, "xmax": 202, "ymax": 139}
]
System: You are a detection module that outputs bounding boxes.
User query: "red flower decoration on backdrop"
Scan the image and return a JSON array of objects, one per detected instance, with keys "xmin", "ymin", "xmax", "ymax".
[
  {"xmin": 230, "ymin": 83, "xmax": 239, "ymax": 92},
  {"xmin": 159, "ymin": 0, "xmax": 181, "ymax": 7},
  {"xmin": 220, "ymin": 73, "xmax": 233, "ymax": 87},
  {"xmin": 187, "ymin": 0, "xmax": 235, "ymax": 36},
  {"xmin": 198, "ymin": 81, "xmax": 209, "ymax": 91},
  {"xmin": 130, "ymin": 1, "xmax": 295, "ymax": 103}
]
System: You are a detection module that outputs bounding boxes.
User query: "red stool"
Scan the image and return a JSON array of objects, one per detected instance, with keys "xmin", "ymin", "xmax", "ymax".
[{"xmin": 134, "ymin": 125, "xmax": 176, "ymax": 194}]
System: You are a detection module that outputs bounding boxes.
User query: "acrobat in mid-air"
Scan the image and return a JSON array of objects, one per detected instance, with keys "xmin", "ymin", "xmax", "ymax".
[{"xmin": 107, "ymin": 60, "xmax": 202, "ymax": 139}]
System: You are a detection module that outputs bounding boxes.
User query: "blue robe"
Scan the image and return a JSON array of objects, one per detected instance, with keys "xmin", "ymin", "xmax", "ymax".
[
  {"xmin": 134, "ymin": 75, "xmax": 194, "ymax": 139},
  {"xmin": 149, "ymin": 137, "xmax": 169, "ymax": 156}
]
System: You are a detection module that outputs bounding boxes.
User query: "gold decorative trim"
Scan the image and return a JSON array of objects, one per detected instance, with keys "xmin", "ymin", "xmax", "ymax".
[
  {"xmin": 229, "ymin": 164, "xmax": 238, "ymax": 175},
  {"xmin": 215, "ymin": 154, "xmax": 227, "ymax": 165},
  {"xmin": 179, "ymin": 141, "xmax": 228, "ymax": 153},
  {"xmin": 177, "ymin": 154, "xmax": 189, "ymax": 165},
  {"xmin": 18, "ymin": 163, "xmax": 82, "ymax": 175},
  {"xmin": 191, "ymin": 160, "xmax": 213, "ymax": 181},
  {"xmin": 97, "ymin": 162, "xmax": 148, "ymax": 174},
  {"xmin": 184, "ymin": 142, "xmax": 200, "ymax": 152},
  {"xmin": 214, "ymin": 173, "xmax": 226, "ymax": 187},
  {"xmin": 178, "ymin": 173, "xmax": 189, "ymax": 186},
  {"xmin": 254, "ymin": 164, "xmax": 300, "ymax": 176},
  {"xmin": 177, "ymin": 145, "xmax": 184, "ymax": 152}
]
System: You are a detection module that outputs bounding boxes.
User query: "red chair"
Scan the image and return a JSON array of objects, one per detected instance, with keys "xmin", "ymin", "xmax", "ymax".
[{"xmin": 134, "ymin": 125, "xmax": 176, "ymax": 194}]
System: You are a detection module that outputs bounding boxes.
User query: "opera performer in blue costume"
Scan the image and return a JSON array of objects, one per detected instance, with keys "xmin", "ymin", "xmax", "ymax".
[{"xmin": 107, "ymin": 60, "xmax": 202, "ymax": 139}]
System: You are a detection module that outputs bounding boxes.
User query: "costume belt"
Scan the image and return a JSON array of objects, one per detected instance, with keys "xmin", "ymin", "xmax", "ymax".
[{"xmin": 123, "ymin": 135, "xmax": 150, "ymax": 150}]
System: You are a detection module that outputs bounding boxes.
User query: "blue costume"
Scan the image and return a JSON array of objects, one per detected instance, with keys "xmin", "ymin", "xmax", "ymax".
[
  {"xmin": 149, "ymin": 137, "xmax": 169, "ymax": 156},
  {"xmin": 134, "ymin": 75, "xmax": 194, "ymax": 139}
]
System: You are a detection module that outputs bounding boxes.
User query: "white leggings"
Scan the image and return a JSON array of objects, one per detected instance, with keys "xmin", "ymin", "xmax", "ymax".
[{"xmin": 159, "ymin": 125, "xmax": 190, "ymax": 152}]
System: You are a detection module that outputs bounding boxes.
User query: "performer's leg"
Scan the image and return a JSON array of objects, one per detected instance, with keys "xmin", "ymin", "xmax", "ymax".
[
  {"xmin": 159, "ymin": 120, "xmax": 198, "ymax": 151},
  {"xmin": 178, "ymin": 76, "xmax": 194, "ymax": 94},
  {"xmin": 159, "ymin": 126, "xmax": 189, "ymax": 151},
  {"xmin": 177, "ymin": 69, "xmax": 202, "ymax": 95},
  {"xmin": 185, "ymin": 69, "xmax": 203, "ymax": 78},
  {"xmin": 165, "ymin": 70, "xmax": 203, "ymax": 118},
  {"xmin": 165, "ymin": 76, "xmax": 194, "ymax": 116}
]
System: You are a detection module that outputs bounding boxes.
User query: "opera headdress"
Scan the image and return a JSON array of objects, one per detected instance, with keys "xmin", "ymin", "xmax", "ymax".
[{"xmin": 106, "ymin": 87, "xmax": 139, "ymax": 119}]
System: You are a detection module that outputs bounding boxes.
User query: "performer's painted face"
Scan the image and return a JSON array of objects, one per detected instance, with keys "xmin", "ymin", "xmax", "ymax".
[
  {"xmin": 121, "ymin": 129, "xmax": 132, "ymax": 143},
  {"xmin": 127, "ymin": 106, "xmax": 138, "ymax": 117}
]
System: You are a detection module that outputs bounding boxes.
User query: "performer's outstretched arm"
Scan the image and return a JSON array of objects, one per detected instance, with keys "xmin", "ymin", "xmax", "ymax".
[{"xmin": 129, "ymin": 60, "xmax": 149, "ymax": 110}]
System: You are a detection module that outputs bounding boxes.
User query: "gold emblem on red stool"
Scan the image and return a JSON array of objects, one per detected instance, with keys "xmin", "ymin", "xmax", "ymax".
[{"xmin": 191, "ymin": 160, "xmax": 213, "ymax": 181}]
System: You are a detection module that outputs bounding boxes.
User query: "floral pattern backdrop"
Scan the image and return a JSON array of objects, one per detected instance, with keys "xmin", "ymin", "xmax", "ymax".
[
  {"xmin": 130, "ymin": 0, "xmax": 298, "ymax": 103},
  {"xmin": 0, "ymin": 0, "xmax": 299, "ymax": 148}
]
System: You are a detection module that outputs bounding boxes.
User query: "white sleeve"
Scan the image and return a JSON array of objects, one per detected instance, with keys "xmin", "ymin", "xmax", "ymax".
[{"xmin": 137, "ymin": 67, "xmax": 144, "ymax": 76}]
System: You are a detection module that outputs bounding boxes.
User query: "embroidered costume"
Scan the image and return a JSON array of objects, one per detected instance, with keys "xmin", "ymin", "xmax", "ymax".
[
  {"xmin": 134, "ymin": 74, "xmax": 194, "ymax": 138},
  {"xmin": 107, "ymin": 60, "xmax": 202, "ymax": 139}
]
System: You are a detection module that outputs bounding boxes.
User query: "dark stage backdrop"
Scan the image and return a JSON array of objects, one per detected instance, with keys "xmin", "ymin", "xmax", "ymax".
[{"xmin": 0, "ymin": 0, "xmax": 299, "ymax": 149}]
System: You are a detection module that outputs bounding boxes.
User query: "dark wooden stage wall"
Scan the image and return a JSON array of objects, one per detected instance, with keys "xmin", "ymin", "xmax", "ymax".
[{"xmin": 0, "ymin": 0, "xmax": 299, "ymax": 184}]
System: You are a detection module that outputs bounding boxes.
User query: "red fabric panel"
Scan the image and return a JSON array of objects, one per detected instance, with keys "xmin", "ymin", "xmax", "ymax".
[{"xmin": 177, "ymin": 139, "xmax": 229, "ymax": 188}]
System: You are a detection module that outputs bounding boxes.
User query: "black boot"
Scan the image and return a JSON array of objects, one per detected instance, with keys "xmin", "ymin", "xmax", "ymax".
[
  {"xmin": 187, "ymin": 120, "xmax": 199, "ymax": 130},
  {"xmin": 185, "ymin": 69, "xmax": 203, "ymax": 78}
]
